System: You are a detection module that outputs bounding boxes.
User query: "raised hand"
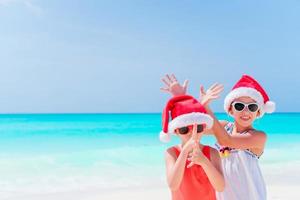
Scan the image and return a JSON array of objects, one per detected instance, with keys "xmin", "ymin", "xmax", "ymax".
[
  {"xmin": 185, "ymin": 124, "xmax": 206, "ymax": 168},
  {"xmin": 187, "ymin": 141, "xmax": 208, "ymax": 168},
  {"xmin": 161, "ymin": 74, "xmax": 189, "ymax": 96},
  {"xmin": 200, "ymin": 83, "xmax": 224, "ymax": 106},
  {"xmin": 181, "ymin": 124, "xmax": 199, "ymax": 154}
]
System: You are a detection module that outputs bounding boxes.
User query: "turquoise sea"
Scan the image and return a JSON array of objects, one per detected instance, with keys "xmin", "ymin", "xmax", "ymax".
[{"xmin": 0, "ymin": 113, "xmax": 299, "ymax": 198}]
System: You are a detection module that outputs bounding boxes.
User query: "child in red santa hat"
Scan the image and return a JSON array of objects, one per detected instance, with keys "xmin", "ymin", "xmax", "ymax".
[
  {"xmin": 161, "ymin": 74, "xmax": 275, "ymax": 200},
  {"xmin": 160, "ymin": 94, "xmax": 224, "ymax": 200}
]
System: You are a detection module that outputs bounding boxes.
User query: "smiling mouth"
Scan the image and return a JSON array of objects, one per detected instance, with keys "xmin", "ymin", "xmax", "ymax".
[{"xmin": 240, "ymin": 116, "xmax": 251, "ymax": 121}]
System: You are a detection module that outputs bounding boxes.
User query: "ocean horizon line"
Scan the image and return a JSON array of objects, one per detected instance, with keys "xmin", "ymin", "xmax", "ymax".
[{"xmin": 0, "ymin": 112, "xmax": 297, "ymax": 115}]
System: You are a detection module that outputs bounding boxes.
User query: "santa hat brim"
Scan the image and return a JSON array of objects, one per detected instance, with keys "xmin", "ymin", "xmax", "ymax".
[
  {"xmin": 168, "ymin": 112, "xmax": 213, "ymax": 134},
  {"xmin": 224, "ymin": 87, "xmax": 275, "ymax": 117},
  {"xmin": 159, "ymin": 112, "xmax": 213, "ymax": 142}
]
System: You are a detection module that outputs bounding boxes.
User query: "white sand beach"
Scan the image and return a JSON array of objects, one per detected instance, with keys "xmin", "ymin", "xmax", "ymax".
[
  {"xmin": 3, "ymin": 185, "xmax": 300, "ymax": 200},
  {"xmin": 4, "ymin": 163, "xmax": 300, "ymax": 200}
]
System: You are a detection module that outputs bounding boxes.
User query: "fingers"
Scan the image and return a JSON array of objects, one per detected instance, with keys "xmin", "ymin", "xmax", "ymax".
[
  {"xmin": 213, "ymin": 84, "xmax": 224, "ymax": 92},
  {"xmin": 166, "ymin": 74, "xmax": 173, "ymax": 82},
  {"xmin": 161, "ymin": 74, "xmax": 174, "ymax": 86},
  {"xmin": 183, "ymin": 80, "xmax": 189, "ymax": 91},
  {"xmin": 199, "ymin": 85, "xmax": 205, "ymax": 99},
  {"xmin": 207, "ymin": 83, "xmax": 224, "ymax": 98},
  {"xmin": 187, "ymin": 148, "xmax": 201, "ymax": 168},
  {"xmin": 187, "ymin": 161, "xmax": 194, "ymax": 168},
  {"xmin": 211, "ymin": 84, "xmax": 224, "ymax": 92},
  {"xmin": 187, "ymin": 154, "xmax": 193, "ymax": 162},
  {"xmin": 214, "ymin": 83, "xmax": 224, "ymax": 89},
  {"xmin": 162, "ymin": 74, "xmax": 179, "ymax": 87},
  {"xmin": 192, "ymin": 123, "xmax": 198, "ymax": 140},
  {"xmin": 171, "ymin": 74, "xmax": 178, "ymax": 82},
  {"xmin": 209, "ymin": 83, "xmax": 219, "ymax": 90},
  {"xmin": 200, "ymin": 85, "xmax": 205, "ymax": 94},
  {"xmin": 212, "ymin": 87, "xmax": 224, "ymax": 96},
  {"xmin": 161, "ymin": 78, "xmax": 170, "ymax": 87},
  {"xmin": 211, "ymin": 94, "xmax": 220, "ymax": 99},
  {"xmin": 192, "ymin": 124, "xmax": 203, "ymax": 143},
  {"xmin": 209, "ymin": 83, "xmax": 224, "ymax": 95},
  {"xmin": 160, "ymin": 87, "xmax": 170, "ymax": 93},
  {"xmin": 192, "ymin": 142, "xmax": 197, "ymax": 152}
]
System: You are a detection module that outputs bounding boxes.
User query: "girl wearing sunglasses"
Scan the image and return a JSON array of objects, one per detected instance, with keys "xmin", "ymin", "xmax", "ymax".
[
  {"xmin": 161, "ymin": 74, "xmax": 275, "ymax": 200},
  {"xmin": 160, "ymin": 95, "xmax": 224, "ymax": 200}
]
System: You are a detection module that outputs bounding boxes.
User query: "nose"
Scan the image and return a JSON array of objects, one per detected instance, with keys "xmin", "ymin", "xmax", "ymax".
[{"xmin": 241, "ymin": 106, "xmax": 251, "ymax": 114}]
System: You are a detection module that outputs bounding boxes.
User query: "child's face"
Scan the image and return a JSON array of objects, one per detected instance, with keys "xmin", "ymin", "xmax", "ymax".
[{"xmin": 229, "ymin": 96, "xmax": 260, "ymax": 127}]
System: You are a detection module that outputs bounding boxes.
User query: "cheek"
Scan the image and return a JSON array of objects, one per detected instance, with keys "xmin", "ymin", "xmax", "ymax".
[
  {"xmin": 251, "ymin": 111, "xmax": 259, "ymax": 119},
  {"xmin": 231, "ymin": 110, "xmax": 241, "ymax": 118},
  {"xmin": 229, "ymin": 109, "xmax": 235, "ymax": 116}
]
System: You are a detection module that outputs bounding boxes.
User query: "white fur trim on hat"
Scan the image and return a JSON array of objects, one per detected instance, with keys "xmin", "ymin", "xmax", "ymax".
[
  {"xmin": 224, "ymin": 87, "xmax": 265, "ymax": 115},
  {"xmin": 159, "ymin": 131, "xmax": 171, "ymax": 143},
  {"xmin": 264, "ymin": 101, "xmax": 276, "ymax": 113},
  {"xmin": 168, "ymin": 112, "xmax": 213, "ymax": 134}
]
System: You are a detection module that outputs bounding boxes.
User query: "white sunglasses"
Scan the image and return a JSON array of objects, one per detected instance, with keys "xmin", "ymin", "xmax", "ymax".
[{"xmin": 232, "ymin": 102, "xmax": 259, "ymax": 112}]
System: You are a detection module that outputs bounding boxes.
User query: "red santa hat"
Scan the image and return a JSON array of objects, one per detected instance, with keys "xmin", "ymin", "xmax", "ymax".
[
  {"xmin": 224, "ymin": 75, "xmax": 276, "ymax": 117},
  {"xmin": 160, "ymin": 95, "xmax": 213, "ymax": 142}
]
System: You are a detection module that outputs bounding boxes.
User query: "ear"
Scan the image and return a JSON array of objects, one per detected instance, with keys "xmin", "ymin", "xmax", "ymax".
[{"xmin": 256, "ymin": 110, "xmax": 261, "ymax": 118}]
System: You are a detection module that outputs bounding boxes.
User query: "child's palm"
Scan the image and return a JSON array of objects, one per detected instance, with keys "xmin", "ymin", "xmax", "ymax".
[
  {"xmin": 161, "ymin": 74, "xmax": 189, "ymax": 96},
  {"xmin": 200, "ymin": 83, "xmax": 224, "ymax": 106},
  {"xmin": 187, "ymin": 146, "xmax": 206, "ymax": 167}
]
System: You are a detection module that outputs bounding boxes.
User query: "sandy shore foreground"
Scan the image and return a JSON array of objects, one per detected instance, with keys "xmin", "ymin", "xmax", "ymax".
[
  {"xmin": 3, "ymin": 162, "xmax": 300, "ymax": 200},
  {"xmin": 3, "ymin": 184, "xmax": 300, "ymax": 200}
]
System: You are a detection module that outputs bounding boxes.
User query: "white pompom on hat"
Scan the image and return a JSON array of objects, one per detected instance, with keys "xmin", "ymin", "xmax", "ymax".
[
  {"xmin": 224, "ymin": 75, "xmax": 276, "ymax": 117},
  {"xmin": 160, "ymin": 95, "xmax": 213, "ymax": 143}
]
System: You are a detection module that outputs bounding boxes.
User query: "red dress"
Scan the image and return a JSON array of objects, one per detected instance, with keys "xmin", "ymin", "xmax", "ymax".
[{"xmin": 171, "ymin": 145, "xmax": 216, "ymax": 200}]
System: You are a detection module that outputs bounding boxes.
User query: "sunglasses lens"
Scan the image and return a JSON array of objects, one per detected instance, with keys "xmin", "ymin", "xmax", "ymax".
[
  {"xmin": 248, "ymin": 104, "xmax": 259, "ymax": 112},
  {"xmin": 197, "ymin": 124, "xmax": 204, "ymax": 133},
  {"xmin": 178, "ymin": 127, "xmax": 189, "ymax": 134},
  {"xmin": 234, "ymin": 103, "xmax": 245, "ymax": 111}
]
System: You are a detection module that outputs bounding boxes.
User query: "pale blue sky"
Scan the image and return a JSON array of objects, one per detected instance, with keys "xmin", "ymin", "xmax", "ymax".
[{"xmin": 0, "ymin": 0, "xmax": 299, "ymax": 113}]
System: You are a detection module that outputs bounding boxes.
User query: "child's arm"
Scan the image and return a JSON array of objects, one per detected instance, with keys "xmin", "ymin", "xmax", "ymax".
[
  {"xmin": 187, "ymin": 125, "xmax": 225, "ymax": 192},
  {"xmin": 187, "ymin": 144, "xmax": 225, "ymax": 192},
  {"xmin": 202, "ymin": 120, "xmax": 228, "ymax": 135},
  {"xmin": 165, "ymin": 137, "xmax": 196, "ymax": 191},
  {"xmin": 165, "ymin": 147, "xmax": 189, "ymax": 191},
  {"xmin": 210, "ymin": 148, "xmax": 225, "ymax": 192},
  {"xmin": 199, "ymin": 83, "xmax": 225, "ymax": 134},
  {"xmin": 201, "ymin": 157, "xmax": 225, "ymax": 192}
]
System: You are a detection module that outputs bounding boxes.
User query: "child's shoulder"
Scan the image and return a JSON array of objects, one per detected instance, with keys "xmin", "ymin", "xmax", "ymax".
[
  {"xmin": 165, "ymin": 145, "xmax": 182, "ymax": 161},
  {"xmin": 166, "ymin": 145, "xmax": 177, "ymax": 151},
  {"xmin": 248, "ymin": 128, "xmax": 265, "ymax": 133},
  {"xmin": 248, "ymin": 129, "xmax": 267, "ymax": 138},
  {"xmin": 165, "ymin": 145, "xmax": 180, "ymax": 157}
]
